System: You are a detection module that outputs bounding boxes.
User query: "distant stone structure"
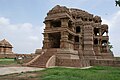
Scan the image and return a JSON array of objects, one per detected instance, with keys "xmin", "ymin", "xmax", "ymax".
[
  {"xmin": 26, "ymin": 5, "xmax": 116, "ymax": 68},
  {"xmin": 0, "ymin": 39, "xmax": 13, "ymax": 54},
  {"xmin": 0, "ymin": 39, "xmax": 37, "ymax": 63}
]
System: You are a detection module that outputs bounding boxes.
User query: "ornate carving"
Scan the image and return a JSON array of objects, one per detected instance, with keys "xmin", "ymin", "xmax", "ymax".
[
  {"xmin": 47, "ymin": 5, "xmax": 69, "ymax": 15},
  {"xmin": 43, "ymin": 5, "xmax": 113, "ymax": 60}
]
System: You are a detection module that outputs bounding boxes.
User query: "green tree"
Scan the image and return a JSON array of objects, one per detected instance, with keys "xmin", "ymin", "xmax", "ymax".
[{"xmin": 115, "ymin": 0, "xmax": 120, "ymax": 7}]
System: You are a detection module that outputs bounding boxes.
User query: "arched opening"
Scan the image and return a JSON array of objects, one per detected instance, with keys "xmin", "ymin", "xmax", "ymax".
[
  {"xmin": 73, "ymin": 16, "xmax": 75, "ymax": 19},
  {"xmin": 94, "ymin": 39, "xmax": 98, "ymax": 45},
  {"xmin": 85, "ymin": 18, "xmax": 87, "ymax": 21},
  {"xmin": 89, "ymin": 19, "xmax": 92, "ymax": 21},
  {"xmin": 76, "ymin": 16, "xmax": 80, "ymax": 19},
  {"xmin": 48, "ymin": 32, "xmax": 61, "ymax": 48},
  {"xmin": 51, "ymin": 20, "xmax": 61, "ymax": 28},
  {"xmin": 95, "ymin": 20, "xmax": 98, "ymax": 23},
  {"xmin": 102, "ymin": 40, "xmax": 107, "ymax": 46},
  {"xmin": 68, "ymin": 34, "xmax": 73, "ymax": 41},
  {"xmin": 76, "ymin": 26, "xmax": 81, "ymax": 33},
  {"xmin": 94, "ymin": 28, "xmax": 99, "ymax": 36},
  {"xmin": 68, "ymin": 20, "xmax": 72, "ymax": 28},
  {"xmin": 101, "ymin": 40, "xmax": 108, "ymax": 52},
  {"xmin": 75, "ymin": 36, "xmax": 79, "ymax": 42}
]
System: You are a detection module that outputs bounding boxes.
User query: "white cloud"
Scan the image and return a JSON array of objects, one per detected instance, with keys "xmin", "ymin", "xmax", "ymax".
[
  {"xmin": 102, "ymin": 18, "xmax": 111, "ymax": 26},
  {"xmin": 102, "ymin": 10, "xmax": 120, "ymax": 57},
  {"xmin": 29, "ymin": 36, "xmax": 39, "ymax": 41},
  {"xmin": 21, "ymin": 23, "xmax": 33, "ymax": 31},
  {"xmin": 0, "ymin": 17, "xmax": 10, "ymax": 25},
  {"xmin": 0, "ymin": 17, "xmax": 44, "ymax": 54}
]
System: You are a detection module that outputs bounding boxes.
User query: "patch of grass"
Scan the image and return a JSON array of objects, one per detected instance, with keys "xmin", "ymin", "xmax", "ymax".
[
  {"xmin": 41, "ymin": 66, "xmax": 120, "ymax": 80},
  {"xmin": 0, "ymin": 66, "xmax": 120, "ymax": 80},
  {"xmin": 0, "ymin": 58, "xmax": 14, "ymax": 61},
  {"xmin": 0, "ymin": 58, "xmax": 17, "ymax": 65}
]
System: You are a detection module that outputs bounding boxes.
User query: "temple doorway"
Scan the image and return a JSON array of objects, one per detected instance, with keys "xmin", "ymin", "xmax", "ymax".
[{"xmin": 48, "ymin": 32, "xmax": 61, "ymax": 48}]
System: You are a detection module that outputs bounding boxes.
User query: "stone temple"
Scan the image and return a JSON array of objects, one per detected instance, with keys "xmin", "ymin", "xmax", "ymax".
[
  {"xmin": 26, "ymin": 5, "xmax": 114, "ymax": 68},
  {"xmin": 0, "ymin": 39, "xmax": 13, "ymax": 54}
]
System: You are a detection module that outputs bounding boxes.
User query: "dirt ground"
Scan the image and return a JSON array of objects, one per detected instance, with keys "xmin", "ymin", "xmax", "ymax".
[
  {"xmin": 0, "ymin": 63, "xmax": 44, "ymax": 80},
  {"xmin": 0, "ymin": 71, "xmax": 42, "ymax": 80}
]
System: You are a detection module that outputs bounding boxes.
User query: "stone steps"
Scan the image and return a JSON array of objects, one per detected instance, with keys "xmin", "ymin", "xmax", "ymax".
[{"xmin": 27, "ymin": 49, "xmax": 56, "ymax": 68}]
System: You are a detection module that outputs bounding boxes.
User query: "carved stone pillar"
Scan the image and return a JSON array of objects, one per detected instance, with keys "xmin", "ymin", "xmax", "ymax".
[
  {"xmin": 61, "ymin": 19, "xmax": 68, "ymax": 28},
  {"xmin": 106, "ymin": 31, "xmax": 108, "ymax": 36},
  {"xmin": 79, "ymin": 37, "xmax": 82, "ymax": 49},
  {"xmin": 60, "ymin": 31, "xmax": 69, "ymax": 49},
  {"xmin": 97, "ymin": 39, "xmax": 101, "ymax": 56},
  {"xmin": 83, "ymin": 25, "xmax": 96, "ymax": 59},
  {"xmin": 45, "ymin": 21, "xmax": 51, "ymax": 29},
  {"xmin": 43, "ymin": 33, "xmax": 50, "ymax": 49},
  {"xmin": 0, "ymin": 48, "xmax": 1, "ymax": 53},
  {"xmin": 106, "ymin": 41, "xmax": 109, "ymax": 52},
  {"xmin": 72, "ymin": 22, "xmax": 75, "ymax": 31},
  {"xmin": 71, "ymin": 35, "xmax": 74, "ymax": 42},
  {"xmin": 0, "ymin": 47, "xmax": 4, "ymax": 54},
  {"xmin": 99, "ymin": 29, "xmax": 102, "ymax": 36},
  {"xmin": 79, "ymin": 36, "xmax": 83, "ymax": 55}
]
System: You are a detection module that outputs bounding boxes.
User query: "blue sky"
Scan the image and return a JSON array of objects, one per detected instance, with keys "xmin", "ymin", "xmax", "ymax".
[{"xmin": 0, "ymin": 0, "xmax": 120, "ymax": 56}]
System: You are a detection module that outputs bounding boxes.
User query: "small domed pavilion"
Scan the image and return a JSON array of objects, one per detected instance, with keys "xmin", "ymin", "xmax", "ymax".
[{"xmin": 0, "ymin": 39, "xmax": 13, "ymax": 54}]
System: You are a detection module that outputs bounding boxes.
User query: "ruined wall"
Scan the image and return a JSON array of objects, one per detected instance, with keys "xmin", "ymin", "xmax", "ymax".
[
  {"xmin": 0, "ymin": 53, "xmax": 38, "ymax": 65},
  {"xmin": 0, "ymin": 54, "xmax": 16, "ymax": 58}
]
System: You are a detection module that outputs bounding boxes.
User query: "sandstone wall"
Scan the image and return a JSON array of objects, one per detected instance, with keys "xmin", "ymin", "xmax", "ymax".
[
  {"xmin": 56, "ymin": 58, "xmax": 90, "ymax": 67},
  {"xmin": 0, "ymin": 54, "xmax": 16, "ymax": 58},
  {"xmin": 90, "ymin": 59, "xmax": 120, "ymax": 67}
]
